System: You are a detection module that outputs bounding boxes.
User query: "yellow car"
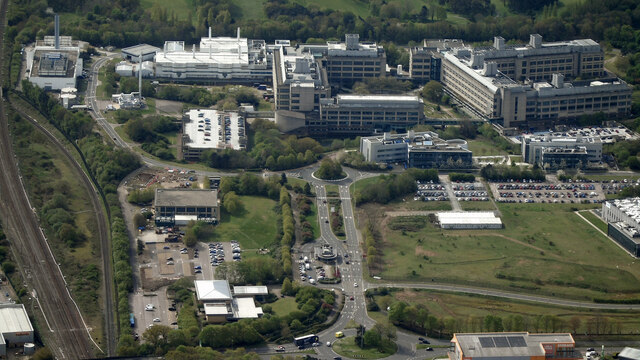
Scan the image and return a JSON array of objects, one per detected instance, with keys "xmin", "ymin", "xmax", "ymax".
[{"xmin": 335, "ymin": 331, "xmax": 344, "ymax": 338}]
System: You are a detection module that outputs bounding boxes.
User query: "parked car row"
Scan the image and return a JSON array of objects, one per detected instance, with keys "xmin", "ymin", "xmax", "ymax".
[
  {"xmin": 417, "ymin": 184, "xmax": 445, "ymax": 190},
  {"xmin": 231, "ymin": 240, "xmax": 242, "ymax": 262},
  {"xmin": 209, "ymin": 243, "xmax": 224, "ymax": 266},
  {"xmin": 452, "ymin": 184, "xmax": 482, "ymax": 190}
]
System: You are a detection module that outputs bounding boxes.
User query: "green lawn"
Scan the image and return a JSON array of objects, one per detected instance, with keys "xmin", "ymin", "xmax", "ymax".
[
  {"xmin": 214, "ymin": 196, "xmax": 279, "ymax": 249},
  {"xmin": 459, "ymin": 200, "xmax": 496, "ymax": 211},
  {"xmin": 468, "ymin": 136, "xmax": 509, "ymax": 156},
  {"xmin": 401, "ymin": 200, "xmax": 452, "ymax": 211},
  {"xmin": 333, "ymin": 336, "xmax": 397, "ymax": 359},
  {"xmin": 580, "ymin": 210, "xmax": 608, "ymax": 233},
  {"xmin": 371, "ymin": 288, "xmax": 640, "ymax": 334},
  {"xmin": 374, "ymin": 202, "xmax": 640, "ymax": 300},
  {"xmin": 270, "ymin": 296, "xmax": 297, "ymax": 317},
  {"xmin": 306, "ymin": 201, "xmax": 320, "ymax": 239},
  {"xmin": 325, "ymin": 184, "xmax": 340, "ymax": 197}
]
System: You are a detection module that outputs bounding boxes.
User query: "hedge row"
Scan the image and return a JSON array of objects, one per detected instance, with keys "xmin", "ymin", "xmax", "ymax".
[{"xmin": 280, "ymin": 187, "xmax": 294, "ymax": 276}]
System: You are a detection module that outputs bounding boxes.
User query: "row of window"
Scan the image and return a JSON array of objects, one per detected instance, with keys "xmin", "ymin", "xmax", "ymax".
[
  {"xmin": 327, "ymin": 67, "xmax": 380, "ymax": 72},
  {"xmin": 323, "ymin": 116, "xmax": 420, "ymax": 121},
  {"xmin": 327, "ymin": 60, "xmax": 381, "ymax": 66}
]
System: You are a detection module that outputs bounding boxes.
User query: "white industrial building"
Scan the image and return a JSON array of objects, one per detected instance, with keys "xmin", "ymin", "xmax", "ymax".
[
  {"xmin": 602, "ymin": 198, "xmax": 640, "ymax": 257},
  {"xmin": 0, "ymin": 303, "xmax": 34, "ymax": 356},
  {"xmin": 26, "ymin": 15, "xmax": 83, "ymax": 91},
  {"xmin": 437, "ymin": 212, "xmax": 503, "ymax": 229},
  {"xmin": 111, "ymin": 92, "xmax": 144, "ymax": 109},
  {"xmin": 195, "ymin": 280, "xmax": 265, "ymax": 323},
  {"xmin": 115, "ymin": 61, "xmax": 154, "ymax": 77},
  {"xmin": 182, "ymin": 109, "xmax": 247, "ymax": 160},
  {"xmin": 154, "ymin": 28, "xmax": 270, "ymax": 81}
]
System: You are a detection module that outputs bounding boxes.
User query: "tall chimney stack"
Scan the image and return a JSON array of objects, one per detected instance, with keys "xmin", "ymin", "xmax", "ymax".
[
  {"xmin": 138, "ymin": 52, "xmax": 142, "ymax": 101},
  {"xmin": 54, "ymin": 14, "xmax": 60, "ymax": 49},
  {"xmin": 209, "ymin": 27, "xmax": 212, "ymax": 39}
]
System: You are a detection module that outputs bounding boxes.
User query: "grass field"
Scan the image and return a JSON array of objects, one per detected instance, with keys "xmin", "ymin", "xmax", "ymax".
[
  {"xmin": 467, "ymin": 136, "xmax": 510, "ymax": 156},
  {"xmin": 579, "ymin": 210, "xmax": 608, "ymax": 233},
  {"xmin": 214, "ymin": 196, "xmax": 279, "ymax": 249},
  {"xmin": 400, "ymin": 200, "xmax": 453, "ymax": 211},
  {"xmin": 459, "ymin": 200, "xmax": 497, "ymax": 211},
  {"xmin": 333, "ymin": 336, "xmax": 397, "ymax": 359},
  {"xmin": 365, "ymin": 201, "xmax": 640, "ymax": 300},
  {"xmin": 270, "ymin": 296, "xmax": 297, "ymax": 317},
  {"xmin": 371, "ymin": 289, "xmax": 640, "ymax": 334}
]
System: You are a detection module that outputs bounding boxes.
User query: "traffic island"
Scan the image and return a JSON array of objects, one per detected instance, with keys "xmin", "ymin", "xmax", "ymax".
[{"xmin": 332, "ymin": 336, "xmax": 397, "ymax": 359}]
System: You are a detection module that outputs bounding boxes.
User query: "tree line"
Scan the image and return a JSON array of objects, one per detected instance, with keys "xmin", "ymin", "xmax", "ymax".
[
  {"xmin": 481, "ymin": 164, "xmax": 546, "ymax": 182},
  {"xmin": 355, "ymin": 169, "xmax": 438, "ymax": 205}
]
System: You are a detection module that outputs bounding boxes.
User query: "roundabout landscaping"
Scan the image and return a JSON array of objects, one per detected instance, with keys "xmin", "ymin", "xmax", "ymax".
[{"xmin": 332, "ymin": 336, "xmax": 397, "ymax": 359}]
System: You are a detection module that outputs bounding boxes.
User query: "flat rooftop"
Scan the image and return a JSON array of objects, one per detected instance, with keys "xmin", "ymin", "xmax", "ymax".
[
  {"xmin": 122, "ymin": 44, "xmax": 161, "ymax": 56},
  {"xmin": 183, "ymin": 109, "xmax": 246, "ymax": 151},
  {"xmin": 31, "ymin": 49, "xmax": 78, "ymax": 78},
  {"xmin": 454, "ymin": 332, "xmax": 575, "ymax": 359},
  {"xmin": 232, "ymin": 297, "xmax": 263, "ymax": 319},
  {"xmin": 154, "ymin": 188, "xmax": 218, "ymax": 208},
  {"xmin": 204, "ymin": 303, "xmax": 230, "ymax": 316},
  {"xmin": 437, "ymin": 212, "xmax": 502, "ymax": 226},
  {"xmin": 0, "ymin": 304, "xmax": 33, "ymax": 334},
  {"xmin": 233, "ymin": 286, "xmax": 268, "ymax": 296}
]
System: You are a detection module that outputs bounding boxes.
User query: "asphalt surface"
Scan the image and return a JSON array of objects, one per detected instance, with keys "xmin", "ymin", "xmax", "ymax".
[{"xmin": 0, "ymin": 3, "xmax": 95, "ymax": 357}]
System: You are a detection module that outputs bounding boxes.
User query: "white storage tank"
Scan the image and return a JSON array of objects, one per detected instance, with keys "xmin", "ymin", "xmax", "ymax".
[{"xmin": 23, "ymin": 343, "xmax": 35, "ymax": 355}]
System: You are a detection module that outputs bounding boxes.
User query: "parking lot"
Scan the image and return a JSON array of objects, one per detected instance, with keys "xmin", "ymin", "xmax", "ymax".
[
  {"xmin": 452, "ymin": 182, "xmax": 489, "ymax": 202},
  {"xmin": 490, "ymin": 181, "xmax": 606, "ymax": 204},
  {"xmin": 131, "ymin": 240, "xmax": 242, "ymax": 332},
  {"xmin": 414, "ymin": 182, "xmax": 448, "ymax": 201}
]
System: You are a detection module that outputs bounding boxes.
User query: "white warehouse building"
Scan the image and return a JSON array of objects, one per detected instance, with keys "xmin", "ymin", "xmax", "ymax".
[
  {"xmin": 0, "ymin": 303, "xmax": 35, "ymax": 356},
  {"xmin": 437, "ymin": 212, "xmax": 503, "ymax": 229}
]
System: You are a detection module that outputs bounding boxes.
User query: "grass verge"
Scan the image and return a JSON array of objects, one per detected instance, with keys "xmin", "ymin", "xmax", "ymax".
[{"xmin": 333, "ymin": 336, "xmax": 397, "ymax": 359}]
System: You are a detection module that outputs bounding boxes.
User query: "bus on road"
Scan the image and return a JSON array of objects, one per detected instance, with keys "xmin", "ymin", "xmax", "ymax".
[
  {"xmin": 294, "ymin": 334, "xmax": 319, "ymax": 347},
  {"xmin": 129, "ymin": 313, "xmax": 135, "ymax": 327}
]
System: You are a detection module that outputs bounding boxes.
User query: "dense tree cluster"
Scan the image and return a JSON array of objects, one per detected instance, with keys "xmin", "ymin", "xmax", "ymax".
[
  {"xmin": 481, "ymin": 164, "xmax": 545, "ymax": 182},
  {"xmin": 449, "ymin": 173, "xmax": 476, "ymax": 182},
  {"xmin": 340, "ymin": 152, "xmax": 384, "ymax": 171},
  {"xmin": 356, "ymin": 169, "xmax": 437, "ymax": 205},
  {"xmin": 605, "ymin": 140, "xmax": 640, "ymax": 170},
  {"xmin": 315, "ymin": 159, "xmax": 345, "ymax": 180},
  {"xmin": 202, "ymin": 119, "xmax": 321, "ymax": 170}
]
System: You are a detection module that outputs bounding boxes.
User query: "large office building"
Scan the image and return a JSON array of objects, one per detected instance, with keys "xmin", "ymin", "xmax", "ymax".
[
  {"xmin": 360, "ymin": 131, "xmax": 472, "ymax": 168},
  {"xmin": 0, "ymin": 304, "xmax": 34, "ymax": 356},
  {"xmin": 272, "ymin": 46, "xmax": 330, "ymax": 113},
  {"xmin": 153, "ymin": 28, "xmax": 270, "ymax": 82},
  {"xmin": 440, "ymin": 35, "xmax": 632, "ymax": 129},
  {"xmin": 602, "ymin": 198, "xmax": 640, "ymax": 257},
  {"xmin": 181, "ymin": 109, "xmax": 247, "ymax": 160},
  {"xmin": 449, "ymin": 332, "xmax": 581, "ymax": 360},
  {"xmin": 154, "ymin": 188, "xmax": 219, "ymax": 226},
  {"xmin": 521, "ymin": 134, "xmax": 602, "ymax": 168},
  {"xmin": 26, "ymin": 15, "xmax": 82, "ymax": 90},
  {"xmin": 313, "ymin": 95, "xmax": 425, "ymax": 136},
  {"xmin": 194, "ymin": 280, "xmax": 265, "ymax": 323},
  {"xmin": 471, "ymin": 35, "xmax": 605, "ymax": 82},
  {"xmin": 324, "ymin": 34, "xmax": 386, "ymax": 84}
]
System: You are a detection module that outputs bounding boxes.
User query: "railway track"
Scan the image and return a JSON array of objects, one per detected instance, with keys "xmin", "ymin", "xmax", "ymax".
[
  {"xmin": 0, "ymin": 0, "xmax": 98, "ymax": 357},
  {"xmin": 9, "ymin": 94, "xmax": 115, "ymax": 355}
]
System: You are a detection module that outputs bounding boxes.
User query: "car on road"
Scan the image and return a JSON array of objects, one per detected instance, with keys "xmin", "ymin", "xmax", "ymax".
[
  {"xmin": 350, "ymin": 296, "xmax": 354, "ymax": 300},
  {"xmin": 312, "ymin": 342, "xmax": 321, "ymax": 347},
  {"xmin": 426, "ymin": 347, "xmax": 433, "ymax": 351},
  {"xmin": 325, "ymin": 220, "xmax": 329, "ymax": 223},
  {"xmin": 345, "ymin": 260, "xmax": 350, "ymax": 264},
  {"xmin": 153, "ymin": 318, "xmax": 161, "ymax": 322},
  {"xmin": 195, "ymin": 270, "xmax": 202, "ymax": 274},
  {"xmin": 194, "ymin": 265, "xmax": 202, "ymax": 270},
  {"xmin": 419, "ymin": 337, "xmax": 425, "ymax": 341},
  {"xmin": 275, "ymin": 346, "xmax": 285, "ymax": 352},
  {"xmin": 166, "ymin": 261, "xmax": 174, "ymax": 265},
  {"xmin": 354, "ymin": 283, "xmax": 358, "ymax": 287},
  {"xmin": 163, "ymin": 246, "xmax": 170, "ymax": 250},
  {"xmin": 168, "ymin": 307, "xmax": 176, "ymax": 311},
  {"xmin": 327, "ymin": 341, "xmax": 332, "ymax": 347},
  {"xmin": 145, "ymin": 304, "xmax": 154, "ymax": 311},
  {"xmin": 335, "ymin": 331, "xmax": 344, "ymax": 338}
]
